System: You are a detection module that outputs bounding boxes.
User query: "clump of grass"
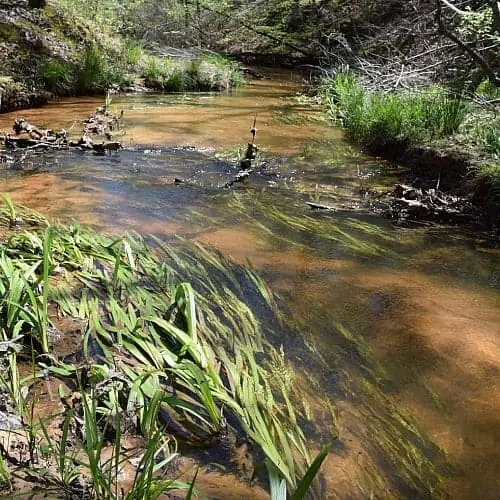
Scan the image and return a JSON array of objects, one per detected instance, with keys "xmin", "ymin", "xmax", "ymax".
[
  {"xmin": 197, "ymin": 54, "xmax": 245, "ymax": 90},
  {"xmin": 142, "ymin": 56, "xmax": 166, "ymax": 89},
  {"xmin": 141, "ymin": 54, "xmax": 244, "ymax": 92},
  {"xmin": 75, "ymin": 45, "xmax": 127, "ymax": 94},
  {"xmin": 475, "ymin": 120, "xmax": 500, "ymax": 156},
  {"xmin": 476, "ymin": 78, "xmax": 500, "ymax": 100},
  {"xmin": 37, "ymin": 58, "xmax": 74, "ymax": 96},
  {"xmin": 76, "ymin": 45, "xmax": 108, "ymax": 94},
  {"xmin": 322, "ymin": 72, "xmax": 468, "ymax": 148},
  {"xmin": 123, "ymin": 39, "xmax": 143, "ymax": 66},
  {"xmin": 163, "ymin": 68, "xmax": 187, "ymax": 92}
]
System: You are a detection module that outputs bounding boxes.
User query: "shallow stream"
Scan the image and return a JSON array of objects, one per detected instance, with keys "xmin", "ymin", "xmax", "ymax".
[{"xmin": 0, "ymin": 69, "xmax": 499, "ymax": 499}]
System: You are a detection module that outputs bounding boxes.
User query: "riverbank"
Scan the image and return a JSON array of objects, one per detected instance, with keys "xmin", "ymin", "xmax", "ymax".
[
  {"xmin": 321, "ymin": 73, "xmax": 500, "ymax": 227},
  {"xmin": 0, "ymin": 1, "xmax": 244, "ymax": 113}
]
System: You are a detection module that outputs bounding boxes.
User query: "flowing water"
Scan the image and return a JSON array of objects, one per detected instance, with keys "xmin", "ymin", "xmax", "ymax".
[{"xmin": 0, "ymin": 70, "xmax": 499, "ymax": 499}]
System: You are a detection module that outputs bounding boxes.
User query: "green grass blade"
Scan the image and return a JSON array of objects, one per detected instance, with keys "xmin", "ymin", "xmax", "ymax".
[
  {"xmin": 291, "ymin": 438, "xmax": 334, "ymax": 500},
  {"xmin": 186, "ymin": 467, "xmax": 199, "ymax": 500}
]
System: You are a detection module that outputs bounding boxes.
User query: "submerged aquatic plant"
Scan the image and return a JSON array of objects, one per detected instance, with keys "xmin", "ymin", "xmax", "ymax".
[{"xmin": 0, "ymin": 202, "xmax": 328, "ymax": 497}]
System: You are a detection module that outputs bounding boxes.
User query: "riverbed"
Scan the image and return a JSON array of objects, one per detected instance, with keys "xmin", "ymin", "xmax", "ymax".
[{"xmin": 1, "ymin": 70, "xmax": 499, "ymax": 499}]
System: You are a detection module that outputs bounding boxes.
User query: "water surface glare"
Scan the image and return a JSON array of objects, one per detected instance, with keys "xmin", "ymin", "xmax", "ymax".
[{"xmin": 0, "ymin": 71, "xmax": 499, "ymax": 499}]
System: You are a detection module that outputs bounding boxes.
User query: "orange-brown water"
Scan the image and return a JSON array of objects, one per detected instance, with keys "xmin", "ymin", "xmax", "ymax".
[{"xmin": 0, "ymin": 70, "xmax": 499, "ymax": 498}]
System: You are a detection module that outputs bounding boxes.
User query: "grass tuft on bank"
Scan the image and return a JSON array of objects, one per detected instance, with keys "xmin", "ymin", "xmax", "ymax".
[
  {"xmin": 322, "ymin": 73, "xmax": 470, "ymax": 146},
  {"xmin": 142, "ymin": 53, "xmax": 245, "ymax": 92}
]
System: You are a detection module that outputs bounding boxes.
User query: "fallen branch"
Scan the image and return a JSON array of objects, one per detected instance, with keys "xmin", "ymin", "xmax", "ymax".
[
  {"xmin": 435, "ymin": 0, "xmax": 499, "ymax": 86},
  {"xmin": 305, "ymin": 201, "xmax": 337, "ymax": 211}
]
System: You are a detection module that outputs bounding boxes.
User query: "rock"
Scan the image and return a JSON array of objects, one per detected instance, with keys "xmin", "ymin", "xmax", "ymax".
[
  {"xmin": 0, "ymin": 411, "xmax": 23, "ymax": 431},
  {"xmin": 0, "ymin": 81, "xmax": 48, "ymax": 113}
]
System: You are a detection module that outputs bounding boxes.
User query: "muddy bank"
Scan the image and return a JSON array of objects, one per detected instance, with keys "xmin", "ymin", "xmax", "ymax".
[
  {"xmin": 363, "ymin": 136, "xmax": 499, "ymax": 228},
  {"xmin": 0, "ymin": 80, "xmax": 48, "ymax": 114},
  {"xmin": 403, "ymin": 146, "xmax": 499, "ymax": 225}
]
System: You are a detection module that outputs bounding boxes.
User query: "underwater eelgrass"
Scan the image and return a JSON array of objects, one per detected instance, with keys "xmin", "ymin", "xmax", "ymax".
[
  {"xmin": 0, "ymin": 202, "xmax": 325, "ymax": 495},
  {"xmin": 186, "ymin": 191, "xmax": 398, "ymax": 259}
]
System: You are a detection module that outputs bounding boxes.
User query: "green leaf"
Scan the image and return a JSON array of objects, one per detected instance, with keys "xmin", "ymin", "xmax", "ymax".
[
  {"xmin": 291, "ymin": 438, "xmax": 334, "ymax": 500},
  {"xmin": 186, "ymin": 467, "xmax": 199, "ymax": 500},
  {"xmin": 175, "ymin": 283, "xmax": 197, "ymax": 342}
]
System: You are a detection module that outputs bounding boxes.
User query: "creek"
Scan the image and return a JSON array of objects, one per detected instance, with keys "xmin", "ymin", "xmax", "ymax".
[{"xmin": 0, "ymin": 69, "xmax": 499, "ymax": 499}]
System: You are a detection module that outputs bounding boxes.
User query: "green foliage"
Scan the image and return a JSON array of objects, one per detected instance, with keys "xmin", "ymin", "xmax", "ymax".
[
  {"xmin": 0, "ymin": 202, "xmax": 324, "ymax": 497},
  {"xmin": 163, "ymin": 68, "xmax": 187, "ymax": 91},
  {"xmin": 0, "ymin": 193, "xmax": 18, "ymax": 227},
  {"xmin": 143, "ymin": 56, "xmax": 164, "ymax": 82},
  {"xmin": 291, "ymin": 438, "xmax": 333, "ymax": 500},
  {"xmin": 123, "ymin": 39, "xmax": 144, "ymax": 66},
  {"xmin": 37, "ymin": 59, "xmax": 74, "ymax": 96},
  {"xmin": 0, "ymin": 228, "xmax": 53, "ymax": 356},
  {"xmin": 0, "ymin": 452, "xmax": 10, "ymax": 491},
  {"xmin": 75, "ymin": 45, "xmax": 127, "ymax": 94},
  {"xmin": 142, "ymin": 54, "xmax": 244, "ymax": 92},
  {"xmin": 459, "ymin": 6, "xmax": 499, "ymax": 39},
  {"xmin": 469, "ymin": 118, "xmax": 500, "ymax": 156},
  {"xmin": 35, "ymin": 409, "xmax": 81, "ymax": 490},
  {"xmin": 76, "ymin": 45, "xmax": 108, "ymax": 94},
  {"xmin": 322, "ymin": 72, "xmax": 368, "ymax": 141},
  {"xmin": 322, "ymin": 72, "xmax": 468, "ymax": 146},
  {"xmin": 198, "ymin": 53, "xmax": 245, "ymax": 90},
  {"xmin": 476, "ymin": 79, "xmax": 500, "ymax": 99}
]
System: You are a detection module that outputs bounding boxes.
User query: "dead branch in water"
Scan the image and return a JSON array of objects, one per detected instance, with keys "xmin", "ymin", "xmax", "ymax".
[
  {"xmin": 305, "ymin": 201, "xmax": 337, "ymax": 211},
  {"xmin": 2, "ymin": 107, "xmax": 124, "ymax": 154},
  {"xmin": 224, "ymin": 119, "xmax": 259, "ymax": 188}
]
